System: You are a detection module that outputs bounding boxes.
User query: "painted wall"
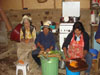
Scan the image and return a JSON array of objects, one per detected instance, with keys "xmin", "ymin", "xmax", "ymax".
[
  {"xmin": 0, "ymin": 0, "xmax": 90, "ymax": 10},
  {"xmin": 0, "ymin": 0, "xmax": 22, "ymax": 10},
  {"xmin": 5, "ymin": 9, "xmax": 90, "ymax": 33}
]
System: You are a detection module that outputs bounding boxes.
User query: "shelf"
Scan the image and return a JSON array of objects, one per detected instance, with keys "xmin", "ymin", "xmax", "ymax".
[
  {"xmin": 91, "ymin": 25, "xmax": 98, "ymax": 31},
  {"xmin": 91, "ymin": 24, "xmax": 98, "ymax": 26},
  {"xmin": 90, "ymin": 0, "xmax": 100, "ymax": 10},
  {"xmin": 90, "ymin": 7, "xmax": 100, "ymax": 10}
]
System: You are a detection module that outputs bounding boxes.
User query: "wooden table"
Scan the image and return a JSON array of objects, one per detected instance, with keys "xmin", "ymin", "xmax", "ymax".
[{"xmin": 66, "ymin": 58, "xmax": 88, "ymax": 72}]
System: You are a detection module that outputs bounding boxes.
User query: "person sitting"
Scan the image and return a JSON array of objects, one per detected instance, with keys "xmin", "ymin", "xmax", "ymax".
[
  {"xmin": 95, "ymin": 23, "xmax": 100, "ymax": 44},
  {"xmin": 32, "ymin": 21, "xmax": 56, "ymax": 66},
  {"xmin": 17, "ymin": 15, "xmax": 36, "ymax": 63},
  {"xmin": 62, "ymin": 22, "xmax": 92, "ymax": 75}
]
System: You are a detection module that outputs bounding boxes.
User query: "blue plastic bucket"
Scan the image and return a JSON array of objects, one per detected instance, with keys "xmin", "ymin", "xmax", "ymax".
[
  {"xmin": 66, "ymin": 67, "xmax": 80, "ymax": 75},
  {"xmin": 89, "ymin": 49, "xmax": 98, "ymax": 59}
]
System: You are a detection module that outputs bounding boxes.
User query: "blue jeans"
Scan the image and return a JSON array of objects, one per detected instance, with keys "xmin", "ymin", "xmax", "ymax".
[
  {"xmin": 32, "ymin": 48, "xmax": 41, "ymax": 66},
  {"xmin": 85, "ymin": 52, "xmax": 92, "ymax": 75},
  {"xmin": 32, "ymin": 48, "xmax": 40, "ymax": 55}
]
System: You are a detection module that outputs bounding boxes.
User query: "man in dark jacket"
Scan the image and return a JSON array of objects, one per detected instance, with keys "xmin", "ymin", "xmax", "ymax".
[{"xmin": 32, "ymin": 21, "xmax": 55, "ymax": 66}]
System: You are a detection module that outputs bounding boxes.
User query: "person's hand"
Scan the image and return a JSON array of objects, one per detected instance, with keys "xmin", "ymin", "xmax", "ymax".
[
  {"xmin": 96, "ymin": 39, "xmax": 100, "ymax": 44},
  {"xmin": 25, "ymin": 39, "xmax": 29, "ymax": 43},
  {"xmin": 29, "ymin": 39, "xmax": 33, "ymax": 42},
  {"xmin": 65, "ymin": 57, "xmax": 70, "ymax": 62},
  {"xmin": 20, "ymin": 39, "xmax": 25, "ymax": 42},
  {"xmin": 46, "ymin": 48, "xmax": 50, "ymax": 52},
  {"xmin": 83, "ymin": 50, "xmax": 88, "ymax": 57},
  {"xmin": 38, "ymin": 44, "xmax": 44, "ymax": 51},
  {"xmin": 41, "ymin": 47, "xmax": 44, "ymax": 51},
  {"xmin": 39, "ymin": 50, "xmax": 44, "ymax": 55},
  {"xmin": 81, "ymin": 58, "xmax": 86, "ymax": 62}
]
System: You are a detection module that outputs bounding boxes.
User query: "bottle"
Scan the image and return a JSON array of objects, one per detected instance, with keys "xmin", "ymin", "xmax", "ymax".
[
  {"xmin": 92, "ymin": 0, "xmax": 98, "ymax": 7},
  {"xmin": 97, "ymin": 0, "xmax": 100, "ymax": 6},
  {"xmin": 91, "ymin": 10, "xmax": 96, "ymax": 24},
  {"xmin": 92, "ymin": 0, "xmax": 97, "ymax": 4}
]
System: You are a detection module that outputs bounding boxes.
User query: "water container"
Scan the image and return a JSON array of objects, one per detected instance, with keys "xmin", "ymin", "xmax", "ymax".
[
  {"xmin": 66, "ymin": 67, "xmax": 80, "ymax": 75},
  {"xmin": 41, "ymin": 57, "xmax": 59, "ymax": 75}
]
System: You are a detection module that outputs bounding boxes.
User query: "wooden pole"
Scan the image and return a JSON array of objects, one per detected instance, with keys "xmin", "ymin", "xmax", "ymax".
[
  {"xmin": 22, "ymin": 0, "xmax": 24, "ymax": 9},
  {"xmin": 54, "ymin": 0, "xmax": 56, "ymax": 9},
  {"xmin": 0, "ymin": 8, "xmax": 12, "ymax": 31}
]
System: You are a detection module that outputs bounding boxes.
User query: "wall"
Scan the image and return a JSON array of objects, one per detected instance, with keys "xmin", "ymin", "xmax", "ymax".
[
  {"xmin": 24, "ymin": 0, "xmax": 62, "ymax": 9},
  {"xmin": 5, "ymin": 9, "xmax": 62, "ymax": 30},
  {"xmin": 0, "ymin": 0, "xmax": 90, "ymax": 10},
  {"xmin": 0, "ymin": 0, "xmax": 91, "ymax": 46},
  {"xmin": 0, "ymin": 0, "xmax": 22, "ymax": 10},
  {"xmin": 5, "ymin": 9, "xmax": 91, "ymax": 33}
]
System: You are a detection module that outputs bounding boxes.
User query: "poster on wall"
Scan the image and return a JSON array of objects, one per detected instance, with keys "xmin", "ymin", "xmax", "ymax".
[{"xmin": 62, "ymin": 1, "xmax": 80, "ymax": 17}]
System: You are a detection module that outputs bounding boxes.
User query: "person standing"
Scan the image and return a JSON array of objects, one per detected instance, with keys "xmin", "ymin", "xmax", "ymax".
[{"xmin": 62, "ymin": 22, "xmax": 92, "ymax": 75}]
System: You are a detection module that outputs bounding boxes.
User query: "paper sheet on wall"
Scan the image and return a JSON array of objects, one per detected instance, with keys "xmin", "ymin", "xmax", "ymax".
[{"xmin": 62, "ymin": 1, "xmax": 80, "ymax": 17}]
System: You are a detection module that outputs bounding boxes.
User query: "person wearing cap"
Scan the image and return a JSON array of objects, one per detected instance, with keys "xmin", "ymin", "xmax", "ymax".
[
  {"xmin": 32, "ymin": 21, "xmax": 56, "ymax": 66},
  {"xmin": 17, "ymin": 15, "xmax": 37, "ymax": 65}
]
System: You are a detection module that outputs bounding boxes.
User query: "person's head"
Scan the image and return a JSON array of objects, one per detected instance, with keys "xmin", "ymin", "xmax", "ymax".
[
  {"xmin": 21, "ymin": 15, "xmax": 32, "ymax": 29},
  {"xmin": 43, "ymin": 26, "xmax": 50, "ymax": 35},
  {"xmin": 43, "ymin": 21, "xmax": 51, "ymax": 35},
  {"xmin": 23, "ymin": 19, "xmax": 31, "ymax": 29},
  {"xmin": 72, "ymin": 22, "xmax": 85, "ymax": 36}
]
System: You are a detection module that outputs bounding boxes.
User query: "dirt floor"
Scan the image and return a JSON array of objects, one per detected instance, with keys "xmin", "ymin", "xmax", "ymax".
[
  {"xmin": 0, "ymin": 40, "xmax": 65, "ymax": 75},
  {"xmin": 0, "ymin": 40, "xmax": 100, "ymax": 75}
]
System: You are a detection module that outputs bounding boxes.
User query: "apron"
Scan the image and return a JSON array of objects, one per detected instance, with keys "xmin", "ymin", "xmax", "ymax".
[{"xmin": 67, "ymin": 33, "xmax": 84, "ymax": 59}]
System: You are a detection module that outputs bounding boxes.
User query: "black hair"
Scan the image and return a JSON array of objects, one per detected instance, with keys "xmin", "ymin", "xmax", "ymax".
[
  {"xmin": 42, "ymin": 27, "xmax": 51, "ymax": 31},
  {"xmin": 72, "ymin": 22, "xmax": 85, "ymax": 33},
  {"xmin": 21, "ymin": 19, "xmax": 35, "ymax": 39}
]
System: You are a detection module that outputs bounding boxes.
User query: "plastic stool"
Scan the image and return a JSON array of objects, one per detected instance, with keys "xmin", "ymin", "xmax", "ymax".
[{"xmin": 16, "ymin": 62, "xmax": 29, "ymax": 75}]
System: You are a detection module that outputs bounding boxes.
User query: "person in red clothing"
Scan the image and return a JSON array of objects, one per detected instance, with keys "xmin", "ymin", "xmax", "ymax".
[{"xmin": 62, "ymin": 22, "xmax": 92, "ymax": 75}]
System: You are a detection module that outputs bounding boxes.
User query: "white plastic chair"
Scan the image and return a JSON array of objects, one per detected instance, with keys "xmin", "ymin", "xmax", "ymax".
[{"xmin": 16, "ymin": 62, "xmax": 29, "ymax": 75}]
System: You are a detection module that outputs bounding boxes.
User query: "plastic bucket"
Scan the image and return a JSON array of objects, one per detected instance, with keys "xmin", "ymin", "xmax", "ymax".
[
  {"xmin": 89, "ymin": 49, "xmax": 98, "ymax": 59},
  {"xmin": 40, "ymin": 57, "xmax": 59, "ymax": 75},
  {"xmin": 66, "ymin": 67, "xmax": 80, "ymax": 75}
]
